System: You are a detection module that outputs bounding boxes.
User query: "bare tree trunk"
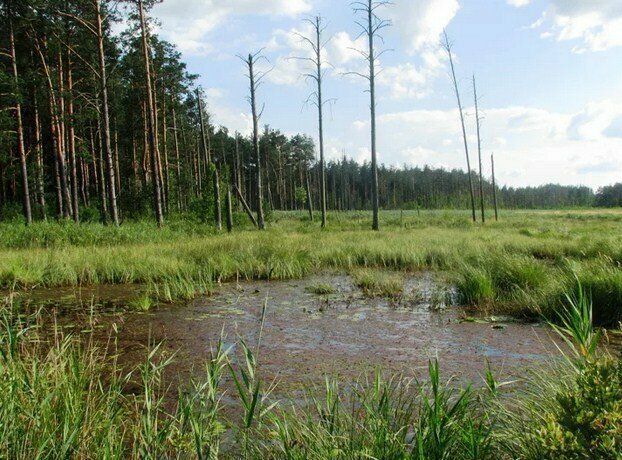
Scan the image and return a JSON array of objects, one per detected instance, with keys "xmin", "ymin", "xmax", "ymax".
[
  {"xmin": 114, "ymin": 126, "xmax": 121, "ymax": 199},
  {"xmin": 138, "ymin": 0, "xmax": 163, "ymax": 226},
  {"xmin": 310, "ymin": 17, "xmax": 327, "ymax": 227},
  {"xmin": 161, "ymin": 90, "xmax": 170, "ymax": 211},
  {"xmin": 233, "ymin": 185, "xmax": 258, "ymax": 227},
  {"xmin": 354, "ymin": 1, "xmax": 386, "ymax": 230},
  {"xmin": 34, "ymin": 97, "xmax": 46, "ymax": 219},
  {"xmin": 152, "ymin": 75, "xmax": 166, "ymax": 214},
  {"xmin": 234, "ymin": 132, "xmax": 242, "ymax": 211},
  {"xmin": 473, "ymin": 75, "xmax": 485, "ymax": 223},
  {"xmin": 172, "ymin": 106, "xmax": 182, "ymax": 211},
  {"xmin": 66, "ymin": 50, "xmax": 79, "ymax": 222},
  {"xmin": 491, "ymin": 153, "xmax": 499, "ymax": 222},
  {"xmin": 96, "ymin": 111, "xmax": 108, "ymax": 222},
  {"xmin": 213, "ymin": 167, "xmax": 222, "ymax": 230},
  {"xmin": 443, "ymin": 32, "xmax": 476, "ymax": 222},
  {"xmin": 57, "ymin": 51, "xmax": 73, "ymax": 220},
  {"xmin": 306, "ymin": 168, "xmax": 314, "ymax": 221},
  {"xmin": 95, "ymin": 0, "xmax": 119, "ymax": 225},
  {"xmin": 225, "ymin": 187, "xmax": 233, "ymax": 233},
  {"xmin": 9, "ymin": 10, "xmax": 32, "ymax": 224},
  {"xmin": 35, "ymin": 38, "xmax": 69, "ymax": 219},
  {"xmin": 197, "ymin": 87, "xmax": 209, "ymax": 172},
  {"xmin": 245, "ymin": 53, "xmax": 265, "ymax": 229}
]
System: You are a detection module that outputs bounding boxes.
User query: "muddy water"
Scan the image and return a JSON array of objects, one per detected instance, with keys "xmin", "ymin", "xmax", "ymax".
[{"xmin": 19, "ymin": 272, "xmax": 566, "ymax": 397}]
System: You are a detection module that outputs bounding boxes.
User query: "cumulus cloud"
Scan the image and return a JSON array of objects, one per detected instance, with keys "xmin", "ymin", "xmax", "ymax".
[
  {"xmin": 387, "ymin": 0, "xmax": 460, "ymax": 52},
  {"xmin": 331, "ymin": 101, "xmax": 622, "ymax": 187},
  {"xmin": 152, "ymin": 0, "xmax": 312, "ymax": 54},
  {"xmin": 524, "ymin": 1, "xmax": 622, "ymax": 52}
]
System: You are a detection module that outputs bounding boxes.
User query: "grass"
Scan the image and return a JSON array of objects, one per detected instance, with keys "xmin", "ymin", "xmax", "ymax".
[
  {"xmin": 305, "ymin": 283, "xmax": 337, "ymax": 295},
  {"xmin": 352, "ymin": 268, "xmax": 405, "ymax": 299},
  {"xmin": 1, "ymin": 284, "xmax": 619, "ymax": 459},
  {"xmin": 1, "ymin": 209, "xmax": 622, "ymax": 324}
]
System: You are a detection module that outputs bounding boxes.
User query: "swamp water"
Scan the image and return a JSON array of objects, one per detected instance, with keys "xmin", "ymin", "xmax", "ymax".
[{"xmin": 10, "ymin": 272, "xmax": 564, "ymax": 400}]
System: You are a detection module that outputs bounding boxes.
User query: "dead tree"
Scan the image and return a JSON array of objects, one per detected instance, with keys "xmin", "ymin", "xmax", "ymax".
[
  {"xmin": 491, "ymin": 153, "xmax": 499, "ymax": 221},
  {"xmin": 351, "ymin": 0, "xmax": 391, "ymax": 231},
  {"xmin": 473, "ymin": 75, "xmax": 485, "ymax": 223},
  {"xmin": 196, "ymin": 87, "xmax": 210, "ymax": 177},
  {"xmin": 213, "ymin": 167, "xmax": 222, "ymax": 230},
  {"xmin": 138, "ymin": 0, "xmax": 163, "ymax": 226},
  {"xmin": 225, "ymin": 187, "xmax": 233, "ymax": 233},
  {"xmin": 293, "ymin": 15, "xmax": 331, "ymax": 228},
  {"xmin": 443, "ymin": 31, "xmax": 476, "ymax": 223},
  {"xmin": 239, "ymin": 51, "xmax": 270, "ymax": 230}
]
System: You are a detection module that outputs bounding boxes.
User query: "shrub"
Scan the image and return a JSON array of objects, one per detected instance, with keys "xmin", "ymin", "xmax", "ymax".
[{"xmin": 527, "ymin": 358, "xmax": 622, "ymax": 459}]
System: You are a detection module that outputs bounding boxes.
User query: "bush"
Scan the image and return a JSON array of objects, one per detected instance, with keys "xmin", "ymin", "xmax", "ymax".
[{"xmin": 528, "ymin": 357, "xmax": 622, "ymax": 459}]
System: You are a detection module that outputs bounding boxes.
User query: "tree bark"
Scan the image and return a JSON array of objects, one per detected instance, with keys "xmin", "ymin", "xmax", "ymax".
[
  {"xmin": 444, "ymin": 32, "xmax": 476, "ymax": 222},
  {"xmin": 9, "ymin": 10, "xmax": 32, "ymax": 224},
  {"xmin": 491, "ymin": 153, "xmax": 499, "ymax": 222},
  {"xmin": 247, "ymin": 54, "xmax": 265, "ymax": 229},
  {"xmin": 213, "ymin": 167, "xmax": 222, "ymax": 230},
  {"xmin": 138, "ymin": 0, "xmax": 163, "ymax": 226},
  {"xmin": 366, "ymin": 2, "xmax": 380, "ymax": 231},
  {"xmin": 226, "ymin": 187, "xmax": 233, "ymax": 233},
  {"xmin": 66, "ymin": 50, "xmax": 80, "ymax": 222},
  {"xmin": 473, "ymin": 76, "xmax": 485, "ymax": 223}
]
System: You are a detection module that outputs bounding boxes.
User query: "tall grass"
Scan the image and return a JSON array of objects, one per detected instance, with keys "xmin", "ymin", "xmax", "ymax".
[
  {"xmin": 2, "ymin": 210, "xmax": 622, "ymax": 324},
  {"xmin": 0, "ymin": 283, "xmax": 620, "ymax": 458}
]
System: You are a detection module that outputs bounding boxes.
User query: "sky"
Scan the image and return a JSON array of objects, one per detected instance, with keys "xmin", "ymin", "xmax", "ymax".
[{"xmin": 147, "ymin": 0, "xmax": 622, "ymax": 189}]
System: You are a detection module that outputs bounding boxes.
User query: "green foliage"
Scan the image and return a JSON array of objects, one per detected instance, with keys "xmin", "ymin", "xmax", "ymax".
[
  {"xmin": 514, "ymin": 358, "xmax": 622, "ymax": 460},
  {"xmin": 551, "ymin": 279, "xmax": 601, "ymax": 361}
]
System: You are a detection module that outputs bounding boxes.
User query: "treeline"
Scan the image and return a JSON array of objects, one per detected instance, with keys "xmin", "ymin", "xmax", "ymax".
[{"xmin": 0, "ymin": 1, "xmax": 613, "ymax": 227}]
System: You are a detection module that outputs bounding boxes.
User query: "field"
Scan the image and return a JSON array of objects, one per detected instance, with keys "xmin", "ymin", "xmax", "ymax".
[
  {"xmin": 2, "ymin": 209, "xmax": 622, "ymax": 325},
  {"xmin": 1, "ymin": 209, "xmax": 621, "ymax": 458}
]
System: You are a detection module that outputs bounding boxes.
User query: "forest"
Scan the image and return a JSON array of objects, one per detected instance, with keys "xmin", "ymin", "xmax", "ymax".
[
  {"xmin": 0, "ymin": 1, "xmax": 621, "ymax": 459},
  {"xmin": 0, "ymin": 0, "xmax": 614, "ymax": 228}
]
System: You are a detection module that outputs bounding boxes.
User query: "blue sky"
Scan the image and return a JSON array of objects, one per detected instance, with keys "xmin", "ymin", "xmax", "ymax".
[{"xmin": 150, "ymin": 0, "xmax": 622, "ymax": 189}]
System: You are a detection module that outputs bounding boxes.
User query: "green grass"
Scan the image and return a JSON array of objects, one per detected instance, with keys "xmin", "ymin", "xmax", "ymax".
[
  {"xmin": 1, "ymin": 209, "xmax": 622, "ymax": 324},
  {"xmin": 1, "ymin": 286, "xmax": 619, "ymax": 459},
  {"xmin": 305, "ymin": 282, "xmax": 337, "ymax": 295},
  {"xmin": 352, "ymin": 268, "xmax": 405, "ymax": 299}
]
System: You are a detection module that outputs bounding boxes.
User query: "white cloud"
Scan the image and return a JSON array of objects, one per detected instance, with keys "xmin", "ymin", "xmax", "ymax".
[
  {"xmin": 527, "ymin": 1, "xmax": 622, "ymax": 52},
  {"xmin": 507, "ymin": 0, "xmax": 532, "ymax": 7},
  {"xmin": 332, "ymin": 100, "xmax": 622, "ymax": 188},
  {"xmin": 153, "ymin": 0, "xmax": 312, "ymax": 54},
  {"xmin": 388, "ymin": 0, "xmax": 460, "ymax": 52}
]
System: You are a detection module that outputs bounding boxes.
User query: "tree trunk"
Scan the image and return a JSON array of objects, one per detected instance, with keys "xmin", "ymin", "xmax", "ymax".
[
  {"xmin": 34, "ymin": 97, "xmax": 46, "ymax": 220},
  {"xmin": 366, "ymin": 3, "xmax": 380, "ymax": 231},
  {"xmin": 492, "ymin": 153, "xmax": 499, "ymax": 222},
  {"xmin": 226, "ymin": 187, "xmax": 233, "ymax": 233},
  {"xmin": 172, "ymin": 106, "xmax": 183, "ymax": 211},
  {"xmin": 233, "ymin": 184, "xmax": 258, "ymax": 228},
  {"xmin": 9, "ymin": 10, "xmax": 32, "ymax": 224},
  {"xmin": 247, "ymin": 54, "xmax": 265, "ymax": 229},
  {"xmin": 66, "ymin": 50, "xmax": 80, "ymax": 223},
  {"xmin": 444, "ymin": 32, "xmax": 476, "ymax": 222},
  {"xmin": 473, "ymin": 76, "xmax": 485, "ymax": 223},
  {"xmin": 306, "ymin": 168, "xmax": 314, "ymax": 221},
  {"xmin": 213, "ymin": 167, "xmax": 222, "ymax": 231},
  {"xmin": 138, "ymin": 0, "xmax": 163, "ymax": 226}
]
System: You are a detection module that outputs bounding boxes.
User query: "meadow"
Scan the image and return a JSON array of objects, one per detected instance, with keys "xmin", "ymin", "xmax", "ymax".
[
  {"xmin": 0, "ymin": 209, "xmax": 621, "ymax": 458},
  {"xmin": 1, "ymin": 209, "xmax": 622, "ymax": 325}
]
